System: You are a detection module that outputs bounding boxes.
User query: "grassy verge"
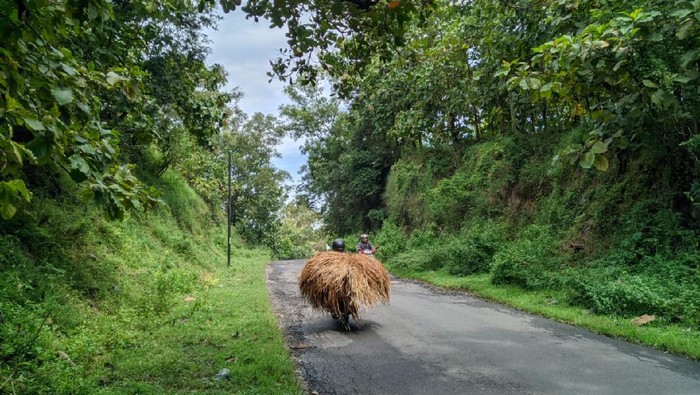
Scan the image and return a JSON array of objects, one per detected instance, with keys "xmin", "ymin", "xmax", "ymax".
[
  {"xmin": 96, "ymin": 250, "xmax": 303, "ymax": 395},
  {"xmin": 1, "ymin": 172, "xmax": 302, "ymax": 394},
  {"xmin": 388, "ymin": 267, "xmax": 700, "ymax": 361}
]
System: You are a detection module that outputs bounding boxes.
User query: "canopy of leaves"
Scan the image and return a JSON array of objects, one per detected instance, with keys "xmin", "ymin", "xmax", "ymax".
[
  {"xmin": 0, "ymin": 0, "xmax": 233, "ymax": 220},
  {"xmin": 200, "ymin": 0, "xmax": 436, "ymax": 87},
  {"xmin": 279, "ymin": 0, "xmax": 699, "ymax": 237},
  {"xmin": 280, "ymin": 84, "xmax": 394, "ymax": 234}
]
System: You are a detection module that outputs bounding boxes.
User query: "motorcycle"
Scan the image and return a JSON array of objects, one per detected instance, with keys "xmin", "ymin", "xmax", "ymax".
[{"xmin": 358, "ymin": 246, "xmax": 377, "ymax": 255}]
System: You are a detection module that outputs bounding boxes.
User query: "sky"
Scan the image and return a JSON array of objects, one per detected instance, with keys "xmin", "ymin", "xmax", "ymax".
[{"xmin": 202, "ymin": 10, "xmax": 306, "ymax": 185}]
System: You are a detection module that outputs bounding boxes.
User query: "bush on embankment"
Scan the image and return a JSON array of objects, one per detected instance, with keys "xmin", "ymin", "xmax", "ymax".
[
  {"xmin": 0, "ymin": 171, "xmax": 301, "ymax": 394},
  {"xmin": 376, "ymin": 133, "xmax": 700, "ymax": 338}
]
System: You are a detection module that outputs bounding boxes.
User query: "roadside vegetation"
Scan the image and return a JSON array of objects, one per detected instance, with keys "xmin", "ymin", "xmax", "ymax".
[
  {"xmin": 276, "ymin": 0, "xmax": 700, "ymax": 359},
  {"xmin": 0, "ymin": 172, "xmax": 302, "ymax": 394},
  {"xmin": 3, "ymin": 0, "xmax": 700, "ymax": 392},
  {"xmin": 1, "ymin": 2, "xmax": 309, "ymax": 392},
  {"xmin": 369, "ymin": 134, "xmax": 700, "ymax": 359}
]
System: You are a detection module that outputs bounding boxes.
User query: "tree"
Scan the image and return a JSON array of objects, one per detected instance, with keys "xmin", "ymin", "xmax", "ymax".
[
  {"xmin": 280, "ymin": 83, "xmax": 394, "ymax": 234},
  {"xmin": 199, "ymin": 0, "xmax": 435, "ymax": 87},
  {"xmin": 0, "ymin": 0, "xmax": 232, "ymax": 220},
  {"xmin": 498, "ymin": 1, "xmax": 699, "ymax": 210},
  {"xmin": 274, "ymin": 196, "xmax": 326, "ymax": 259},
  {"xmin": 212, "ymin": 112, "xmax": 290, "ymax": 245}
]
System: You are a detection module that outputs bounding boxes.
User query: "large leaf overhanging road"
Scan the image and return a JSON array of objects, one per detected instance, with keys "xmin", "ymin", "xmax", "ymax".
[{"xmin": 267, "ymin": 260, "xmax": 700, "ymax": 395}]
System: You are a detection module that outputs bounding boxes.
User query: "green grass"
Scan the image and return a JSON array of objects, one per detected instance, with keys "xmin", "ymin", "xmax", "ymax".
[
  {"xmin": 1, "ymin": 172, "xmax": 303, "ymax": 394},
  {"xmin": 388, "ymin": 267, "xmax": 700, "ymax": 361},
  {"xmin": 94, "ymin": 252, "xmax": 302, "ymax": 395}
]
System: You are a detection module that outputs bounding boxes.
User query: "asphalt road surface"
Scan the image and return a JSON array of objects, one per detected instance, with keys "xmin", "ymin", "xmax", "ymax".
[{"xmin": 267, "ymin": 259, "xmax": 700, "ymax": 395}]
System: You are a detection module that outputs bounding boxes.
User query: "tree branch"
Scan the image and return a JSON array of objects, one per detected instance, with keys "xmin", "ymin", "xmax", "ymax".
[{"xmin": 344, "ymin": 0, "xmax": 379, "ymax": 11}]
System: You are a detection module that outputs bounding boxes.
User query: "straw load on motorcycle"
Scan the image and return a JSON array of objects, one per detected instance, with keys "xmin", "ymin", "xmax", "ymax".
[{"xmin": 298, "ymin": 237, "xmax": 390, "ymax": 330}]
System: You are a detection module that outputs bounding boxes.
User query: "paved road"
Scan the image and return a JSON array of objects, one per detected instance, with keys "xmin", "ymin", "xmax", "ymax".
[{"xmin": 267, "ymin": 259, "xmax": 700, "ymax": 395}]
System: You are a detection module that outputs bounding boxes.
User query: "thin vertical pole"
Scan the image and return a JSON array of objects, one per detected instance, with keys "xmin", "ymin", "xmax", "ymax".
[{"xmin": 227, "ymin": 150, "xmax": 232, "ymax": 267}]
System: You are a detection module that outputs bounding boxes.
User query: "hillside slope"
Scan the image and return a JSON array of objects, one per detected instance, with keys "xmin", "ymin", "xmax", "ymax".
[{"xmin": 0, "ymin": 171, "xmax": 301, "ymax": 394}]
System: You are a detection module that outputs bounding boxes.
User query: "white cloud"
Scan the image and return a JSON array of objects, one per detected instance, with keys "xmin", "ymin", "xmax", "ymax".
[
  {"xmin": 204, "ymin": 12, "xmax": 289, "ymax": 115},
  {"xmin": 203, "ymin": 10, "xmax": 308, "ymax": 188}
]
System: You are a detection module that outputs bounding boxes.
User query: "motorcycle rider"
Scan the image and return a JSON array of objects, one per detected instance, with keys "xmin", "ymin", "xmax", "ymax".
[
  {"xmin": 356, "ymin": 234, "xmax": 376, "ymax": 254},
  {"xmin": 331, "ymin": 238, "xmax": 345, "ymax": 252},
  {"xmin": 329, "ymin": 238, "xmax": 347, "ymax": 320}
]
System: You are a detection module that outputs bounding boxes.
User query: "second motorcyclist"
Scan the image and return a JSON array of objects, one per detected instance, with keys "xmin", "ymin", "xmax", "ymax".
[{"xmin": 356, "ymin": 233, "xmax": 376, "ymax": 255}]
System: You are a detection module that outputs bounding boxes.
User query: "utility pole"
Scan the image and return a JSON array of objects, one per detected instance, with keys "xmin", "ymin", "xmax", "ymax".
[{"xmin": 227, "ymin": 150, "xmax": 232, "ymax": 267}]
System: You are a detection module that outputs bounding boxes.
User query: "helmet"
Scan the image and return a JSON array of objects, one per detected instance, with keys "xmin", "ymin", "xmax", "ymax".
[
  {"xmin": 360, "ymin": 233, "xmax": 369, "ymax": 241},
  {"xmin": 331, "ymin": 239, "xmax": 345, "ymax": 252}
]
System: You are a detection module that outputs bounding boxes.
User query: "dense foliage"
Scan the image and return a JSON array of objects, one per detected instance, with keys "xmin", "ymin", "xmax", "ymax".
[
  {"xmin": 274, "ymin": 196, "xmax": 327, "ymax": 259},
  {"xmin": 3, "ymin": 0, "xmax": 700, "ymax": 387},
  {"xmin": 0, "ymin": 171, "xmax": 302, "ymax": 393},
  {"xmin": 0, "ymin": 0, "xmax": 229, "ymax": 220},
  {"xmin": 281, "ymin": 0, "xmax": 700, "ymax": 329},
  {"xmin": 0, "ymin": 0, "xmax": 296, "ymax": 251},
  {"xmin": 280, "ymin": 84, "xmax": 395, "ymax": 233}
]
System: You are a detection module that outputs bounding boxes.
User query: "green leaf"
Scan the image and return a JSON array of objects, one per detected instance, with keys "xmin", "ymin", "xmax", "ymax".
[
  {"xmin": 52, "ymin": 87, "xmax": 74, "ymax": 105},
  {"xmin": 78, "ymin": 144, "xmax": 97, "ymax": 155},
  {"xmin": 593, "ymin": 154, "xmax": 609, "ymax": 171},
  {"xmin": 676, "ymin": 22, "xmax": 693, "ymax": 39},
  {"xmin": 9, "ymin": 179, "xmax": 31, "ymax": 200},
  {"xmin": 7, "ymin": 142, "xmax": 23, "ymax": 165},
  {"xmin": 23, "ymin": 118, "xmax": 46, "ymax": 131},
  {"xmin": 681, "ymin": 49, "xmax": 700, "ymax": 67},
  {"xmin": 651, "ymin": 89, "xmax": 674, "ymax": 108},
  {"xmin": 673, "ymin": 74, "xmax": 692, "ymax": 84},
  {"xmin": 642, "ymin": 80, "xmax": 658, "ymax": 88},
  {"xmin": 87, "ymin": 3, "xmax": 99, "ymax": 20},
  {"xmin": 590, "ymin": 141, "xmax": 608, "ymax": 154},
  {"xmin": 8, "ymin": 8, "xmax": 19, "ymax": 24},
  {"xmin": 670, "ymin": 9, "xmax": 692, "ymax": 18},
  {"xmin": 648, "ymin": 32, "xmax": 663, "ymax": 42},
  {"xmin": 76, "ymin": 102, "xmax": 91, "ymax": 114},
  {"xmin": 10, "ymin": 141, "xmax": 37, "ymax": 165},
  {"xmin": 26, "ymin": 137, "xmax": 51, "ymax": 162},
  {"xmin": 0, "ymin": 180, "xmax": 32, "ymax": 220},
  {"xmin": 69, "ymin": 155, "xmax": 91, "ymax": 182},
  {"xmin": 61, "ymin": 63, "xmax": 77, "ymax": 76},
  {"xmin": 580, "ymin": 152, "xmax": 595, "ymax": 169},
  {"xmin": 130, "ymin": 197, "xmax": 143, "ymax": 210},
  {"xmin": 0, "ymin": 202, "xmax": 17, "ymax": 220},
  {"xmin": 106, "ymin": 71, "xmax": 128, "ymax": 86}
]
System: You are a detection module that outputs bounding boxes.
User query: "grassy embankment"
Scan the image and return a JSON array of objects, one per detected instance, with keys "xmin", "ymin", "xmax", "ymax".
[
  {"xmin": 0, "ymin": 171, "xmax": 303, "ymax": 394},
  {"xmin": 376, "ymin": 135, "xmax": 700, "ymax": 362}
]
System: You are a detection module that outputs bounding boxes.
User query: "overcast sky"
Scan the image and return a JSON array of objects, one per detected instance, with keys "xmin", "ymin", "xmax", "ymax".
[{"xmin": 203, "ymin": 10, "xmax": 305, "ymax": 185}]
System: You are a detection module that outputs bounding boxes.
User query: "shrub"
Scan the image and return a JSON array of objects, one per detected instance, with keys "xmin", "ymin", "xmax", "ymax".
[
  {"xmin": 406, "ymin": 223, "xmax": 439, "ymax": 250},
  {"xmin": 567, "ymin": 273, "xmax": 666, "ymax": 317},
  {"xmin": 384, "ymin": 157, "xmax": 433, "ymax": 229},
  {"xmin": 445, "ymin": 220, "xmax": 508, "ymax": 276},
  {"xmin": 374, "ymin": 220, "xmax": 407, "ymax": 262},
  {"xmin": 491, "ymin": 225, "xmax": 563, "ymax": 289},
  {"xmin": 274, "ymin": 236, "xmax": 316, "ymax": 260},
  {"xmin": 442, "ymin": 239, "xmax": 493, "ymax": 276},
  {"xmin": 385, "ymin": 250, "xmax": 434, "ymax": 272},
  {"xmin": 567, "ymin": 252, "xmax": 700, "ymax": 328}
]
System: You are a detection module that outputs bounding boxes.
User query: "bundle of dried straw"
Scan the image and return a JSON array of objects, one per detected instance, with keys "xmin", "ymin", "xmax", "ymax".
[{"xmin": 298, "ymin": 251, "xmax": 390, "ymax": 326}]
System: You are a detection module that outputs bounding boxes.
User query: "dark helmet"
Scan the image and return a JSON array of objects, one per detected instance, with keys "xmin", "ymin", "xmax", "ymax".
[{"xmin": 331, "ymin": 239, "xmax": 345, "ymax": 252}]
